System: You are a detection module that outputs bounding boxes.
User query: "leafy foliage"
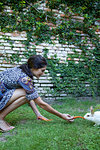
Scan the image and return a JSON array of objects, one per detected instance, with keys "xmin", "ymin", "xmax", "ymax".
[{"xmin": 0, "ymin": 0, "xmax": 100, "ymax": 96}]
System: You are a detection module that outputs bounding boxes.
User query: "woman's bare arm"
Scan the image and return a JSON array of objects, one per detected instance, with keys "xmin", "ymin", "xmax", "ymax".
[
  {"xmin": 29, "ymin": 100, "xmax": 51, "ymax": 120},
  {"xmin": 34, "ymin": 97, "xmax": 74, "ymax": 121},
  {"xmin": 29, "ymin": 100, "xmax": 42, "ymax": 117}
]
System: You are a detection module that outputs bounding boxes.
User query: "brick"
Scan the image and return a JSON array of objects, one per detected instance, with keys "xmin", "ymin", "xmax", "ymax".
[
  {"xmin": 40, "ymin": 84, "xmax": 53, "ymax": 87},
  {"xmin": 4, "ymin": 43, "xmax": 11, "ymax": 46},
  {"xmin": 75, "ymin": 49, "xmax": 82, "ymax": 52},
  {"xmin": 34, "ymin": 84, "xmax": 40, "ymax": 86},
  {"xmin": 39, "ymin": 90, "xmax": 47, "ymax": 94},
  {"xmin": 45, "ymin": 94, "xmax": 53, "ymax": 96},
  {"xmin": 54, "ymin": 40, "xmax": 59, "ymax": 44},
  {"xmin": 41, "ymin": 43, "xmax": 49, "ymax": 46},
  {"xmin": 58, "ymin": 48, "xmax": 65, "ymax": 51},
  {"xmin": 44, "ymin": 8, "xmax": 51, "ymax": 12},
  {"xmin": 10, "ymin": 37, "xmax": 27, "ymax": 40},
  {"xmin": 51, "ymin": 47, "xmax": 57, "ymax": 50},
  {"xmin": 67, "ymin": 51, "xmax": 74, "ymax": 54},
  {"xmin": 4, "ymin": 50, "xmax": 15, "ymax": 53},
  {"xmin": 60, "ymin": 57, "xmax": 66, "ymax": 61},
  {"xmin": 62, "ymin": 45, "xmax": 68, "ymax": 48},
  {"xmin": 72, "ymin": 16, "xmax": 84, "ymax": 20},
  {"xmin": 5, "ymin": 47, "xmax": 11, "ymax": 50},
  {"xmin": 40, "ymin": 76, "xmax": 51, "ymax": 80},
  {"xmin": 20, "ymin": 58, "xmax": 27, "ymax": 62},
  {"xmin": 0, "ymin": 36, "xmax": 4, "ymax": 38},
  {"xmin": 51, "ymin": 36, "xmax": 56, "ymax": 40},
  {"xmin": 38, "ymin": 80, "xmax": 51, "ymax": 83},
  {"xmin": 3, "ymin": 60, "xmax": 10, "ymax": 64},
  {"xmin": 48, "ymin": 50, "xmax": 54, "ymax": 53},
  {"xmin": 64, "ymin": 48, "xmax": 71, "ymax": 51},
  {"xmin": 68, "ymin": 45, "xmax": 75, "ymax": 48},
  {"xmin": 0, "ymin": 64, "xmax": 15, "ymax": 67},
  {"xmin": 12, "ymin": 32, "xmax": 20, "ymax": 37},
  {"xmin": 56, "ymin": 44, "xmax": 62, "ymax": 47},
  {"xmin": 0, "ymin": 53, "xmax": 4, "ymax": 56},
  {"xmin": 36, "ymin": 49, "xmax": 42, "ymax": 53},
  {"xmin": 5, "ymin": 33, "xmax": 12, "ymax": 36},
  {"xmin": 13, "ymin": 48, "xmax": 21, "ymax": 51},
  {"xmin": 0, "ymin": 46, "xmax": 4, "ymax": 49},
  {"xmin": 13, "ymin": 43, "xmax": 23, "ymax": 47},
  {"xmin": 0, "ymin": 39, "xmax": 5, "ymax": 42},
  {"xmin": 36, "ymin": 45, "xmax": 44, "ymax": 49},
  {"xmin": 0, "ymin": 32, "xmax": 5, "ymax": 35},
  {"xmin": 15, "ymin": 41, "xmax": 20, "ymax": 44},
  {"xmin": 20, "ymin": 48, "xmax": 25, "ymax": 51},
  {"xmin": 0, "ymin": 68, "xmax": 7, "ymax": 71}
]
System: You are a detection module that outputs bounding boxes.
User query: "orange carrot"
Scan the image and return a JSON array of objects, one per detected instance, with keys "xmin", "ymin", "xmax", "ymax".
[{"xmin": 73, "ymin": 116, "xmax": 85, "ymax": 119}]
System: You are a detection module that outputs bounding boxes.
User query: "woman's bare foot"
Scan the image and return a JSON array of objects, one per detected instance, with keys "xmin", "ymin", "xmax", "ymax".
[{"xmin": 0, "ymin": 119, "xmax": 15, "ymax": 132}]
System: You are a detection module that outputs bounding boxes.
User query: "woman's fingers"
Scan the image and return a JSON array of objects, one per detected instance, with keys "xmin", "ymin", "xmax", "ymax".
[{"xmin": 37, "ymin": 116, "xmax": 53, "ymax": 121}]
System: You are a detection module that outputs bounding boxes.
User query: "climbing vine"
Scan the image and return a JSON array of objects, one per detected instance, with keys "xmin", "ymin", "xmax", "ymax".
[{"xmin": 0, "ymin": 0, "xmax": 100, "ymax": 96}]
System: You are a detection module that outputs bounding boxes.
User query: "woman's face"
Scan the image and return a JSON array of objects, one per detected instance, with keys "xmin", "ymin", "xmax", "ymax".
[{"xmin": 31, "ymin": 66, "xmax": 47, "ymax": 79}]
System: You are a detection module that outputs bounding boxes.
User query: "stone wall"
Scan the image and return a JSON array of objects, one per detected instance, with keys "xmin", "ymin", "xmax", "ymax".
[
  {"xmin": 0, "ymin": 30, "xmax": 76, "ymax": 100},
  {"xmin": 0, "ymin": 4, "xmax": 100, "ymax": 100}
]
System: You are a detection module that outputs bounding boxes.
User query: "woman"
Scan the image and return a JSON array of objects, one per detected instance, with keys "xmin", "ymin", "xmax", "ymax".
[{"xmin": 0, "ymin": 55, "xmax": 74, "ymax": 132}]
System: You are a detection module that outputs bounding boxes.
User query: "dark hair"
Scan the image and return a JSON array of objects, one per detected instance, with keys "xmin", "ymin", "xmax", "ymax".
[
  {"xmin": 19, "ymin": 55, "xmax": 47, "ymax": 79},
  {"xmin": 27, "ymin": 55, "xmax": 47, "ymax": 69}
]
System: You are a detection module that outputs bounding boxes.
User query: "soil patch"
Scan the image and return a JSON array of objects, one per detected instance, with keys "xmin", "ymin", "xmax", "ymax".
[{"xmin": 0, "ymin": 131, "xmax": 17, "ymax": 142}]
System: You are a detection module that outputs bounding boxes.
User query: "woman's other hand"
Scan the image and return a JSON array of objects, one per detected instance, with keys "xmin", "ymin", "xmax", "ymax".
[{"xmin": 37, "ymin": 115, "xmax": 52, "ymax": 121}]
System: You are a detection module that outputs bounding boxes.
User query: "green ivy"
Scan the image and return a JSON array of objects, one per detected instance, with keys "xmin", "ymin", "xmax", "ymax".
[
  {"xmin": 0, "ymin": 0, "xmax": 100, "ymax": 97},
  {"xmin": 44, "ymin": 50, "xmax": 99, "ymax": 97}
]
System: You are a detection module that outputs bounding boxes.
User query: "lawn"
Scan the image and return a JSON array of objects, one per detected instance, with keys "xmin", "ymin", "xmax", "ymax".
[{"xmin": 0, "ymin": 98, "xmax": 100, "ymax": 150}]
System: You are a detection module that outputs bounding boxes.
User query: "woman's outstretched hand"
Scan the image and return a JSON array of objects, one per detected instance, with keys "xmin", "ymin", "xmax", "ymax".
[{"xmin": 62, "ymin": 114, "xmax": 74, "ymax": 122}]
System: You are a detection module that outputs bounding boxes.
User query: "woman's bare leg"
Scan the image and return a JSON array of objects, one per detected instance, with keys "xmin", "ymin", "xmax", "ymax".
[
  {"xmin": 0, "ymin": 88, "xmax": 27, "ymax": 119},
  {"xmin": 4, "ymin": 88, "xmax": 27, "ymax": 108},
  {"xmin": 0, "ymin": 89, "xmax": 28, "ymax": 131},
  {"xmin": 0, "ymin": 96, "xmax": 27, "ymax": 120},
  {"xmin": 0, "ymin": 88, "xmax": 41, "ymax": 118},
  {"xmin": 0, "ymin": 88, "xmax": 43, "ymax": 131}
]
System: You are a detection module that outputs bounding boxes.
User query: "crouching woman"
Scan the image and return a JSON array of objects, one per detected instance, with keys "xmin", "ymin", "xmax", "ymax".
[{"xmin": 0, "ymin": 55, "xmax": 74, "ymax": 132}]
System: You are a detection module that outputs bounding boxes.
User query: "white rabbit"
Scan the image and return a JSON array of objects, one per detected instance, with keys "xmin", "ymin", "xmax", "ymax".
[{"xmin": 84, "ymin": 106, "xmax": 100, "ymax": 126}]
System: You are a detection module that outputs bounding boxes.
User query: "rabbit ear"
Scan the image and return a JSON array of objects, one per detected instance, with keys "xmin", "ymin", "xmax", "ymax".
[{"xmin": 90, "ymin": 106, "xmax": 94, "ymax": 115}]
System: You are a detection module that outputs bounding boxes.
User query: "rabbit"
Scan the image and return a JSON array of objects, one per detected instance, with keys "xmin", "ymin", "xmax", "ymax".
[{"xmin": 84, "ymin": 106, "xmax": 100, "ymax": 126}]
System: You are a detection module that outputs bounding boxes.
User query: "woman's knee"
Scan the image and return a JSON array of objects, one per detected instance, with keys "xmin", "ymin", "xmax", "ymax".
[
  {"xmin": 10, "ymin": 88, "xmax": 26, "ymax": 101},
  {"xmin": 3, "ymin": 89, "xmax": 27, "ymax": 109}
]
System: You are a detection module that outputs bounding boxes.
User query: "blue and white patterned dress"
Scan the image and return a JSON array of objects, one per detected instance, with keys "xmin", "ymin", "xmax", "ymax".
[{"xmin": 0, "ymin": 67, "xmax": 39, "ymax": 110}]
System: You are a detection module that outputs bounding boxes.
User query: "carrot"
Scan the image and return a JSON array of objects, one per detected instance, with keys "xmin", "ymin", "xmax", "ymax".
[{"xmin": 73, "ymin": 116, "xmax": 85, "ymax": 119}]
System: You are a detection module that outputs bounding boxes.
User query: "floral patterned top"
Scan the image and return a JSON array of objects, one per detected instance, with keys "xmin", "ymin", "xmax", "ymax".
[{"xmin": 0, "ymin": 67, "xmax": 39, "ymax": 110}]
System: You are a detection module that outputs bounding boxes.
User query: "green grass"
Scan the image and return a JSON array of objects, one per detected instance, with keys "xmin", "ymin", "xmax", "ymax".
[{"xmin": 0, "ymin": 98, "xmax": 100, "ymax": 150}]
